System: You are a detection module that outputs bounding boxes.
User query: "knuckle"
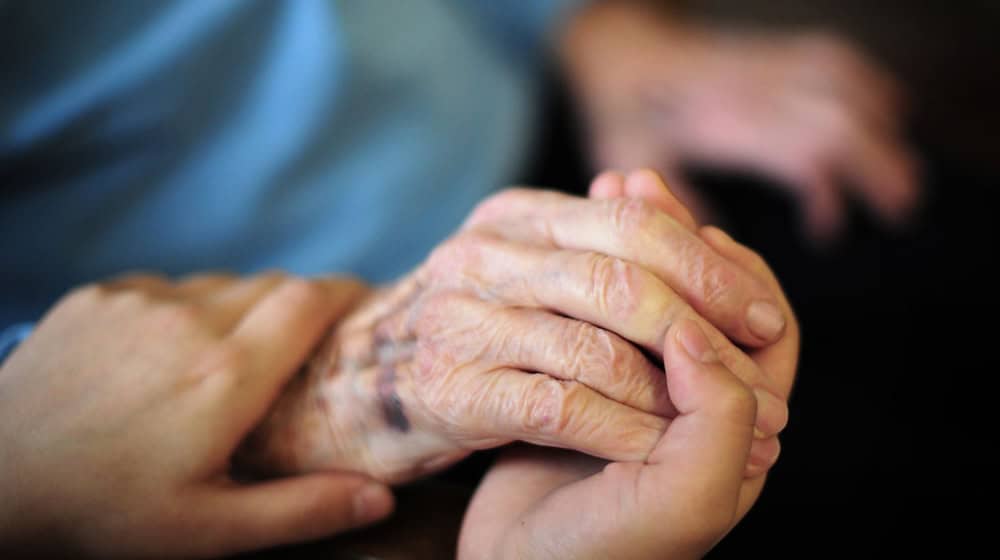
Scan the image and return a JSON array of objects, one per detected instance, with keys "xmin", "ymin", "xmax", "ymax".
[
  {"xmin": 425, "ymin": 233, "xmax": 490, "ymax": 280},
  {"xmin": 608, "ymin": 196, "xmax": 658, "ymax": 238},
  {"xmin": 563, "ymin": 321, "xmax": 614, "ymax": 374},
  {"xmin": 468, "ymin": 187, "xmax": 532, "ymax": 224},
  {"xmin": 583, "ymin": 252, "xmax": 641, "ymax": 321},
  {"xmin": 522, "ymin": 378, "xmax": 576, "ymax": 436},
  {"xmin": 563, "ymin": 323, "xmax": 640, "ymax": 390},
  {"xmin": 695, "ymin": 259, "xmax": 741, "ymax": 310},
  {"xmin": 273, "ymin": 277, "xmax": 327, "ymax": 308}
]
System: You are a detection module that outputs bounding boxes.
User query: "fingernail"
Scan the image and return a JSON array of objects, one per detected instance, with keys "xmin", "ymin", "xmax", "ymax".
[
  {"xmin": 353, "ymin": 482, "xmax": 393, "ymax": 524},
  {"xmin": 746, "ymin": 300, "xmax": 786, "ymax": 342},
  {"xmin": 677, "ymin": 319, "xmax": 718, "ymax": 363},
  {"xmin": 753, "ymin": 388, "xmax": 789, "ymax": 435}
]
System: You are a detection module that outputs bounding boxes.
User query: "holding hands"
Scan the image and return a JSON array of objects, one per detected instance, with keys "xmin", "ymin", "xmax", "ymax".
[
  {"xmin": 0, "ymin": 170, "xmax": 798, "ymax": 558},
  {"xmin": 241, "ymin": 171, "xmax": 794, "ymax": 487},
  {"xmin": 460, "ymin": 171, "xmax": 800, "ymax": 559}
]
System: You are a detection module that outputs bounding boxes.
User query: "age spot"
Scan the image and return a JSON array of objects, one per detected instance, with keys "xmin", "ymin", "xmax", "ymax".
[{"xmin": 376, "ymin": 366, "xmax": 411, "ymax": 432}]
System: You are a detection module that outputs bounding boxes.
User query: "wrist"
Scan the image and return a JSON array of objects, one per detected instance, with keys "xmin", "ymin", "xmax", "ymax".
[{"xmin": 236, "ymin": 281, "xmax": 465, "ymax": 484}]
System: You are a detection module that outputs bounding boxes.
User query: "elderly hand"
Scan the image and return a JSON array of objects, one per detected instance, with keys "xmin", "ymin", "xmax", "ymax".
[
  {"xmin": 561, "ymin": 1, "xmax": 919, "ymax": 240},
  {"xmin": 458, "ymin": 174, "xmax": 800, "ymax": 559},
  {"xmin": 0, "ymin": 274, "xmax": 394, "ymax": 558},
  {"xmin": 239, "ymin": 170, "xmax": 792, "ymax": 484}
]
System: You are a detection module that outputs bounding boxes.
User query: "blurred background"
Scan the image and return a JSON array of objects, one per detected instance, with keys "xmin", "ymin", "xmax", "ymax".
[{"xmin": 4, "ymin": 1, "xmax": 998, "ymax": 557}]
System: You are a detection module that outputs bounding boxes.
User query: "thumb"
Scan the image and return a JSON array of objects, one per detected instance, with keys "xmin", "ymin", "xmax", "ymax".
[
  {"xmin": 192, "ymin": 474, "xmax": 394, "ymax": 556},
  {"xmin": 546, "ymin": 318, "xmax": 759, "ymax": 559},
  {"xmin": 638, "ymin": 318, "xmax": 757, "ymax": 550}
]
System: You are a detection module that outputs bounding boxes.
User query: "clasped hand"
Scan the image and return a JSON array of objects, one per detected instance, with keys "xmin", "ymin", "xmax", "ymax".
[{"xmin": 0, "ymin": 170, "xmax": 799, "ymax": 558}]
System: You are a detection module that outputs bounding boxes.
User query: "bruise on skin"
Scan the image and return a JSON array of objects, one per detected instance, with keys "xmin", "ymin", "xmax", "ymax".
[{"xmin": 376, "ymin": 366, "xmax": 411, "ymax": 432}]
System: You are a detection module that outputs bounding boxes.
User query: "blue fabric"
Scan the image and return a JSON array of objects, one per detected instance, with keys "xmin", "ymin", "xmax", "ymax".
[
  {"xmin": 0, "ymin": 0, "xmax": 581, "ymax": 325},
  {"xmin": 0, "ymin": 323, "xmax": 33, "ymax": 366}
]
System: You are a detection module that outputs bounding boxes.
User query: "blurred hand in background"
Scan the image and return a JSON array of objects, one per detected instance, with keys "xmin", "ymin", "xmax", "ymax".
[{"xmin": 561, "ymin": 1, "xmax": 920, "ymax": 241}]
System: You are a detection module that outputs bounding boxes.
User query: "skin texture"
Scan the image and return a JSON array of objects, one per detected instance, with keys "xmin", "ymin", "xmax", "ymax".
[
  {"xmin": 561, "ymin": 0, "xmax": 919, "ymax": 241},
  {"xmin": 457, "ymin": 171, "xmax": 801, "ymax": 560},
  {"xmin": 240, "ymin": 171, "xmax": 796, "ymax": 485},
  {"xmin": 0, "ymin": 274, "xmax": 394, "ymax": 558},
  {"xmin": 0, "ymin": 171, "xmax": 798, "ymax": 558}
]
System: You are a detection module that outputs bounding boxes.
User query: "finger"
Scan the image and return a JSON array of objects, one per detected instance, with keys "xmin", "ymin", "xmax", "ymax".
[
  {"xmin": 631, "ymin": 319, "xmax": 755, "ymax": 550},
  {"xmin": 699, "ymin": 226, "xmax": 800, "ymax": 399},
  {"xmin": 793, "ymin": 33, "xmax": 904, "ymax": 133},
  {"xmin": 587, "ymin": 166, "xmax": 699, "ymax": 232},
  {"xmin": 411, "ymin": 293, "xmax": 674, "ymax": 416},
  {"xmin": 588, "ymin": 170, "xmax": 626, "ymax": 199},
  {"xmin": 420, "ymin": 234, "xmax": 681, "ymax": 356},
  {"xmin": 227, "ymin": 278, "xmax": 362, "ymax": 427},
  {"xmin": 622, "ymin": 168, "xmax": 699, "ymax": 231},
  {"xmin": 746, "ymin": 436, "xmax": 781, "ymax": 478},
  {"xmin": 785, "ymin": 91, "xmax": 919, "ymax": 229},
  {"xmin": 518, "ymin": 319, "xmax": 759, "ymax": 559},
  {"xmin": 417, "ymin": 234, "xmax": 787, "ymax": 437},
  {"xmin": 468, "ymin": 188, "xmax": 787, "ymax": 346},
  {"xmin": 199, "ymin": 271, "xmax": 290, "ymax": 333},
  {"xmin": 800, "ymin": 170, "xmax": 847, "ymax": 242},
  {"xmin": 839, "ymin": 127, "xmax": 920, "ymax": 227},
  {"xmin": 190, "ymin": 475, "xmax": 393, "ymax": 557},
  {"xmin": 101, "ymin": 272, "xmax": 174, "ymax": 296},
  {"xmin": 427, "ymin": 365, "xmax": 669, "ymax": 462}
]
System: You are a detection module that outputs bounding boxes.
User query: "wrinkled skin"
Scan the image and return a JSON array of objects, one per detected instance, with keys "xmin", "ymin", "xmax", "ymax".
[
  {"xmin": 240, "ymin": 171, "xmax": 795, "ymax": 484},
  {"xmin": 458, "ymin": 176, "xmax": 800, "ymax": 558},
  {"xmin": 0, "ymin": 274, "xmax": 395, "ymax": 558},
  {"xmin": 561, "ymin": 1, "xmax": 919, "ymax": 240}
]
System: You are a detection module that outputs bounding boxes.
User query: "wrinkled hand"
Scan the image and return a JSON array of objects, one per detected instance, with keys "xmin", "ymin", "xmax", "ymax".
[
  {"xmin": 562, "ymin": 1, "xmax": 919, "ymax": 240},
  {"xmin": 458, "ymin": 172, "xmax": 800, "ymax": 559},
  {"xmin": 0, "ymin": 273, "xmax": 393, "ymax": 558},
  {"xmin": 240, "ymin": 172, "xmax": 792, "ymax": 484}
]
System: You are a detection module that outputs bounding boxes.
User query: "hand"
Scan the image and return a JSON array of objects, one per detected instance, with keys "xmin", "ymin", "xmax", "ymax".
[
  {"xmin": 459, "ymin": 319, "xmax": 763, "ymax": 559},
  {"xmin": 239, "ymin": 173, "xmax": 792, "ymax": 484},
  {"xmin": 458, "ymin": 172, "xmax": 800, "ymax": 559},
  {"xmin": 561, "ymin": 1, "xmax": 919, "ymax": 240},
  {"xmin": 0, "ymin": 273, "xmax": 394, "ymax": 558}
]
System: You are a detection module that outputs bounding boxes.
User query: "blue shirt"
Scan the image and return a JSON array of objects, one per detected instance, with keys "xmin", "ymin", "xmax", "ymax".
[{"xmin": 0, "ymin": 0, "xmax": 579, "ymax": 325}]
